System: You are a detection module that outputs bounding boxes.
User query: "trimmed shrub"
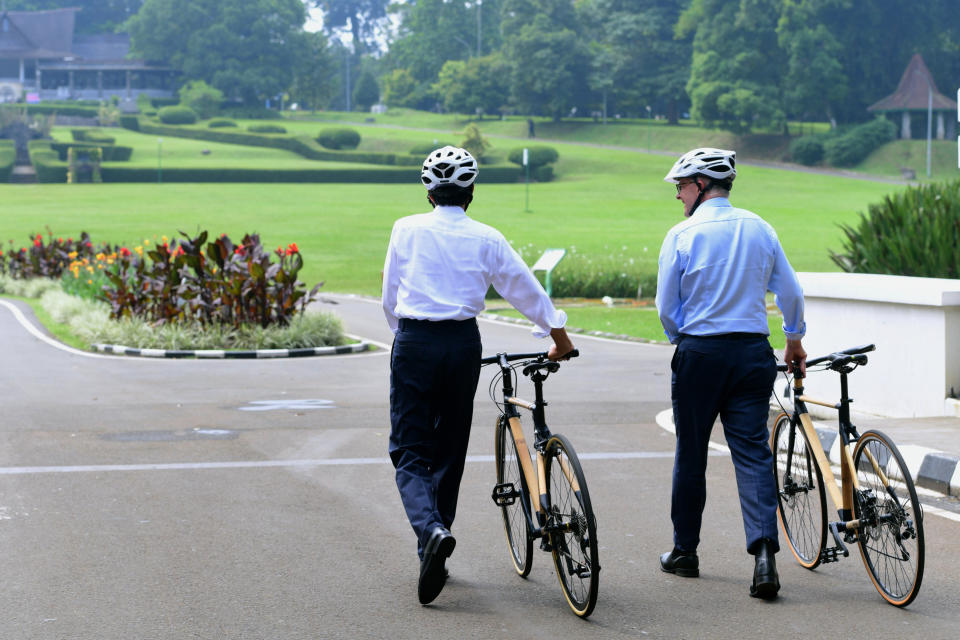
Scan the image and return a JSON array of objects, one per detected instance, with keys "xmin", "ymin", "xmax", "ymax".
[
  {"xmin": 409, "ymin": 142, "xmax": 454, "ymax": 156},
  {"xmin": 247, "ymin": 124, "xmax": 287, "ymax": 134},
  {"xmin": 179, "ymin": 80, "xmax": 223, "ymax": 120},
  {"xmin": 119, "ymin": 115, "xmax": 140, "ymax": 131},
  {"xmin": 151, "ymin": 97, "xmax": 179, "ymax": 108},
  {"xmin": 25, "ymin": 104, "xmax": 98, "ymax": 118},
  {"xmin": 51, "ymin": 142, "xmax": 133, "ymax": 162},
  {"xmin": 158, "ymin": 105, "xmax": 198, "ymax": 125},
  {"xmin": 208, "ymin": 118, "xmax": 238, "ymax": 128},
  {"xmin": 508, "ymin": 146, "xmax": 559, "ymax": 168},
  {"xmin": 823, "ymin": 117, "xmax": 896, "ymax": 167},
  {"xmin": 789, "ymin": 136, "xmax": 825, "ymax": 165},
  {"xmin": 0, "ymin": 140, "xmax": 15, "ymax": 182},
  {"xmin": 830, "ymin": 178, "xmax": 960, "ymax": 278},
  {"xmin": 533, "ymin": 165, "xmax": 555, "ymax": 182},
  {"xmin": 28, "ymin": 141, "xmax": 68, "ymax": 183},
  {"xmin": 221, "ymin": 106, "xmax": 282, "ymax": 120},
  {"xmin": 71, "ymin": 129, "xmax": 116, "ymax": 145},
  {"xmin": 316, "ymin": 127, "xmax": 361, "ymax": 150},
  {"xmin": 98, "ymin": 165, "xmax": 522, "ymax": 184}
]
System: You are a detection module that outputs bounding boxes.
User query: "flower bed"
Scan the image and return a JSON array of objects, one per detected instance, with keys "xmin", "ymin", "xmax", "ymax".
[{"xmin": 1, "ymin": 230, "xmax": 345, "ymax": 351}]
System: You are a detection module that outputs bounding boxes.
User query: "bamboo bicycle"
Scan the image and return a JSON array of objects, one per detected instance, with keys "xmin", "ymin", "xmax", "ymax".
[
  {"xmin": 481, "ymin": 349, "xmax": 599, "ymax": 618},
  {"xmin": 771, "ymin": 344, "xmax": 924, "ymax": 606}
]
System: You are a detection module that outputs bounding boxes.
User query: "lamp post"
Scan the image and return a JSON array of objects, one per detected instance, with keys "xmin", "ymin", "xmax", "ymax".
[
  {"xmin": 157, "ymin": 137, "xmax": 162, "ymax": 184},
  {"xmin": 476, "ymin": 0, "xmax": 482, "ymax": 57}
]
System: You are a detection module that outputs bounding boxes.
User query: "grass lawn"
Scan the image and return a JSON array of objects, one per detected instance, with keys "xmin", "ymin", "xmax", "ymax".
[
  {"xmin": 1, "ymin": 134, "xmax": 903, "ymax": 296},
  {"xmin": 489, "ymin": 302, "xmax": 787, "ymax": 350}
]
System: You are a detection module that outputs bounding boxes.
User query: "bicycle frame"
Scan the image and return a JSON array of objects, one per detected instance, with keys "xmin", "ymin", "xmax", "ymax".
[
  {"xmin": 490, "ymin": 352, "xmax": 580, "ymax": 538},
  {"xmin": 783, "ymin": 349, "xmax": 891, "ymax": 549}
]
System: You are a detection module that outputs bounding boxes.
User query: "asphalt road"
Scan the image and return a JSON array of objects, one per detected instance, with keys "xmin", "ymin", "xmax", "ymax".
[{"xmin": 1, "ymin": 295, "xmax": 957, "ymax": 639}]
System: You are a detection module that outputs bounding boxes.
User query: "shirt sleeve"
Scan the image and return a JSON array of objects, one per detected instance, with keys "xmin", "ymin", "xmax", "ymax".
[
  {"xmin": 381, "ymin": 223, "xmax": 400, "ymax": 334},
  {"xmin": 655, "ymin": 230, "xmax": 684, "ymax": 344},
  {"xmin": 490, "ymin": 237, "xmax": 566, "ymax": 338},
  {"xmin": 766, "ymin": 232, "xmax": 806, "ymax": 341}
]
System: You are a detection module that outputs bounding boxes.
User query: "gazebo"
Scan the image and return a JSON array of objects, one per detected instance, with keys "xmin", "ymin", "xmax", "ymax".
[{"xmin": 868, "ymin": 53, "xmax": 956, "ymax": 140}]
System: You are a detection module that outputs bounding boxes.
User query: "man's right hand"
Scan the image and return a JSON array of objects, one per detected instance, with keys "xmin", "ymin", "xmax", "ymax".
[
  {"xmin": 548, "ymin": 327, "xmax": 575, "ymax": 361},
  {"xmin": 784, "ymin": 339, "xmax": 806, "ymax": 377}
]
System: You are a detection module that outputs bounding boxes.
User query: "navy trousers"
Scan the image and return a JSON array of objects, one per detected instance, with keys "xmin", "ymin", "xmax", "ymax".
[
  {"xmin": 670, "ymin": 334, "xmax": 779, "ymax": 555},
  {"xmin": 389, "ymin": 318, "xmax": 482, "ymax": 558}
]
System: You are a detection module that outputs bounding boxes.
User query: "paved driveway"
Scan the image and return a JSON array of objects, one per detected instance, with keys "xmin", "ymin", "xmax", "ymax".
[{"xmin": 1, "ymin": 295, "xmax": 957, "ymax": 639}]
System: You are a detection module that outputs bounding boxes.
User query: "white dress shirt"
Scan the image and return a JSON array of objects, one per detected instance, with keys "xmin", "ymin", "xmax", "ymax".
[{"xmin": 382, "ymin": 205, "xmax": 567, "ymax": 337}]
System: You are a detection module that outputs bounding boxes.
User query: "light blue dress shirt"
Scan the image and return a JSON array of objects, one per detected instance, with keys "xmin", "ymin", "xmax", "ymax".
[{"xmin": 655, "ymin": 198, "xmax": 806, "ymax": 344}]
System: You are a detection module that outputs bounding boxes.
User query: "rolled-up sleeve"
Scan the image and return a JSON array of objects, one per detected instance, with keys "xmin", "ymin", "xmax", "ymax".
[
  {"xmin": 490, "ymin": 237, "xmax": 566, "ymax": 338},
  {"xmin": 655, "ymin": 232, "xmax": 683, "ymax": 344},
  {"xmin": 768, "ymin": 240, "xmax": 806, "ymax": 341}
]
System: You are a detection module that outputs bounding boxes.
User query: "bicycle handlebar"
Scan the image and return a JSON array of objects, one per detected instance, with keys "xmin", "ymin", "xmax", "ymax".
[
  {"xmin": 776, "ymin": 343, "xmax": 875, "ymax": 373},
  {"xmin": 480, "ymin": 348, "xmax": 579, "ymax": 366}
]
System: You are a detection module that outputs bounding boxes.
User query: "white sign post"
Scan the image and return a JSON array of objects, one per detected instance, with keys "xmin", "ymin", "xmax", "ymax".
[{"xmin": 531, "ymin": 248, "xmax": 566, "ymax": 297}]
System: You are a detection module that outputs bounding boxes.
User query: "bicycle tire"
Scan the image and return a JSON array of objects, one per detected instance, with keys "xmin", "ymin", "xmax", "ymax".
[
  {"xmin": 852, "ymin": 430, "xmax": 924, "ymax": 607},
  {"xmin": 494, "ymin": 415, "xmax": 534, "ymax": 577},
  {"xmin": 544, "ymin": 433, "xmax": 599, "ymax": 618},
  {"xmin": 771, "ymin": 412, "xmax": 827, "ymax": 569}
]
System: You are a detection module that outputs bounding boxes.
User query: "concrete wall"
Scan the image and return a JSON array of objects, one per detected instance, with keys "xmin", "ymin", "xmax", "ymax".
[{"xmin": 797, "ymin": 273, "xmax": 960, "ymax": 418}]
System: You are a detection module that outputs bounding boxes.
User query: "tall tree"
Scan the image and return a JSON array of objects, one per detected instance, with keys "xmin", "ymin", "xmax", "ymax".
[
  {"xmin": 501, "ymin": 0, "xmax": 590, "ymax": 119},
  {"xmin": 289, "ymin": 31, "xmax": 338, "ymax": 111},
  {"xmin": 583, "ymin": 0, "xmax": 691, "ymax": 122},
  {"xmin": 126, "ymin": 0, "xmax": 308, "ymax": 104},
  {"xmin": 680, "ymin": 0, "xmax": 785, "ymax": 132},
  {"xmin": 314, "ymin": 0, "xmax": 390, "ymax": 55}
]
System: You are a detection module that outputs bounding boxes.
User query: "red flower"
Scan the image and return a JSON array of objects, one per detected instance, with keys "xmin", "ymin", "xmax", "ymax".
[
  {"xmin": 285, "ymin": 242, "xmax": 299, "ymax": 256},
  {"xmin": 120, "ymin": 247, "xmax": 131, "ymax": 258},
  {"xmin": 234, "ymin": 247, "xmax": 245, "ymax": 255},
  {"xmin": 33, "ymin": 238, "xmax": 42, "ymax": 248},
  {"xmin": 276, "ymin": 246, "xmax": 284, "ymax": 257},
  {"xmin": 86, "ymin": 242, "xmax": 92, "ymax": 248}
]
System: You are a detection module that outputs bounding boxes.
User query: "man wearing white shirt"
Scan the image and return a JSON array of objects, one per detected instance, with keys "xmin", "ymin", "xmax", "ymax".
[{"xmin": 382, "ymin": 146, "xmax": 574, "ymax": 605}]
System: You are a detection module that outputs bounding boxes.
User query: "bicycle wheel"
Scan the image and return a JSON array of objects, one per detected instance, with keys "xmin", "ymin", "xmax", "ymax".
[
  {"xmin": 852, "ymin": 430, "xmax": 924, "ymax": 607},
  {"xmin": 494, "ymin": 415, "xmax": 533, "ymax": 577},
  {"xmin": 771, "ymin": 412, "xmax": 827, "ymax": 569},
  {"xmin": 544, "ymin": 433, "xmax": 599, "ymax": 618}
]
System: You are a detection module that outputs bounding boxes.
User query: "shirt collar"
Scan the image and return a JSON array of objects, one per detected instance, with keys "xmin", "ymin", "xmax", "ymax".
[
  {"xmin": 693, "ymin": 197, "xmax": 731, "ymax": 216},
  {"xmin": 434, "ymin": 205, "xmax": 467, "ymax": 217}
]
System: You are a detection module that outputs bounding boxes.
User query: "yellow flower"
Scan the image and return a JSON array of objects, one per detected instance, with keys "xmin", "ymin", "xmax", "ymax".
[
  {"xmin": 143, "ymin": 239, "xmax": 150, "ymax": 246},
  {"xmin": 68, "ymin": 251, "xmax": 78, "ymax": 259},
  {"xmin": 86, "ymin": 266, "xmax": 94, "ymax": 273},
  {"xmin": 135, "ymin": 247, "xmax": 143, "ymax": 256},
  {"xmin": 87, "ymin": 279, "xmax": 92, "ymax": 284}
]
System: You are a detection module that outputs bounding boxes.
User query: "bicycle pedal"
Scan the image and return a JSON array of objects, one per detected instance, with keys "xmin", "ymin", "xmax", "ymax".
[
  {"xmin": 491, "ymin": 483, "xmax": 517, "ymax": 506},
  {"xmin": 820, "ymin": 546, "xmax": 843, "ymax": 563}
]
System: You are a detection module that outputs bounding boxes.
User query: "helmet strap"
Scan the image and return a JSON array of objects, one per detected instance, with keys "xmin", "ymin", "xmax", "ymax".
[{"xmin": 688, "ymin": 178, "xmax": 707, "ymax": 216}]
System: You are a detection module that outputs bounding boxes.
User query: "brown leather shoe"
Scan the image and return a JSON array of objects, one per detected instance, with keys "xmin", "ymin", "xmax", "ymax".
[{"xmin": 659, "ymin": 548, "xmax": 699, "ymax": 578}]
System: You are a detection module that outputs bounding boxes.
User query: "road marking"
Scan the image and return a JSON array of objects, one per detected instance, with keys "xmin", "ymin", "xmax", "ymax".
[
  {"xmin": 0, "ymin": 450, "xmax": 713, "ymax": 476},
  {"xmin": 238, "ymin": 399, "xmax": 337, "ymax": 411}
]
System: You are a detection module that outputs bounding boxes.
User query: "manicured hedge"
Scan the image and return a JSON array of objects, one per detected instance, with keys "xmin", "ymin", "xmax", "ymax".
[
  {"xmin": 25, "ymin": 104, "xmax": 98, "ymax": 118},
  {"xmin": 508, "ymin": 145, "xmax": 559, "ymax": 168},
  {"xmin": 137, "ymin": 121, "xmax": 421, "ymax": 166},
  {"xmin": 98, "ymin": 165, "xmax": 524, "ymax": 184},
  {"xmin": 0, "ymin": 140, "xmax": 15, "ymax": 182},
  {"xmin": 409, "ymin": 142, "xmax": 454, "ymax": 156},
  {"xmin": 208, "ymin": 119, "xmax": 238, "ymax": 128},
  {"xmin": 71, "ymin": 129, "xmax": 116, "ymax": 144},
  {"xmin": 789, "ymin": 136, "xmax": 826, "ymax": 165},
  {"xmin": 51, "ymin": 142, "xmax": 133, "ymax": 162},
  {"xmin": 248, "ymin": 124, "xmax": 287, "ymax": 134},
  {"xmin": 823, "ymin": 117, "xmax": 897, "ymax": 167},
  {"xmin": 158, "ymin": 105, "xmax": 198, "ymax": 125},
  {"xmin": 119, "ymin": 115, "xmax": 140, "ymax": 131},
  {"xmin": 28, "ymin": 141, "xmax": 68, "ymax": 183},
  {"xmin": 316, "ymin": 127, "xmax": 361, "ymax": 150}
]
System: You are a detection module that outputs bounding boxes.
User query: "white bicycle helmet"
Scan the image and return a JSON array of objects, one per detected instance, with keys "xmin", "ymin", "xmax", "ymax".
[
  {"xmin": 663, "ymin": 147, "xmax": 736, "ymax": 183},
  {"xmin": 421, "ymin": 146, "xmax": 478, "ymax": 190}
]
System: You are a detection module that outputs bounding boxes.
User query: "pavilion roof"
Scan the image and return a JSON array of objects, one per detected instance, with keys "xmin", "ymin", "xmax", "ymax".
[
  {"xmin": 0, "ymin": 8, "xmax": 77, "ymax": 59},
  {"xmin": 868, "ymin": 53, "xmax": 957, "ymax": 112}
]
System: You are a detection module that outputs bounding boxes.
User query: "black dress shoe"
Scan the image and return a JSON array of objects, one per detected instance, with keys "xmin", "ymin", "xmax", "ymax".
[
  {"xmin": 750, "ymin": 539, "xmax": 780, "ymax": 600},
  {"xmin": 418, "ymin": 526, "xmax": 456, "ymax": 604},
  {"xmin": 659, "ymin": 548, "xmax": 699, "ymax": 577}
]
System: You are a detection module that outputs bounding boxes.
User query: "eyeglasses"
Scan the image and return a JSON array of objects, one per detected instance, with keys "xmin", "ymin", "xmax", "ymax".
[{"xmin": 675, "ymin": 181, "xmax": 694, "ymax": 194}]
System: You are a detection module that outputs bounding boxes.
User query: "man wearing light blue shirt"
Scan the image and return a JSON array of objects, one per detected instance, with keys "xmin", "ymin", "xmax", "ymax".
[{"xmin": 655, "ymin": 148, "xmax": 807, "ymax": 600}]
